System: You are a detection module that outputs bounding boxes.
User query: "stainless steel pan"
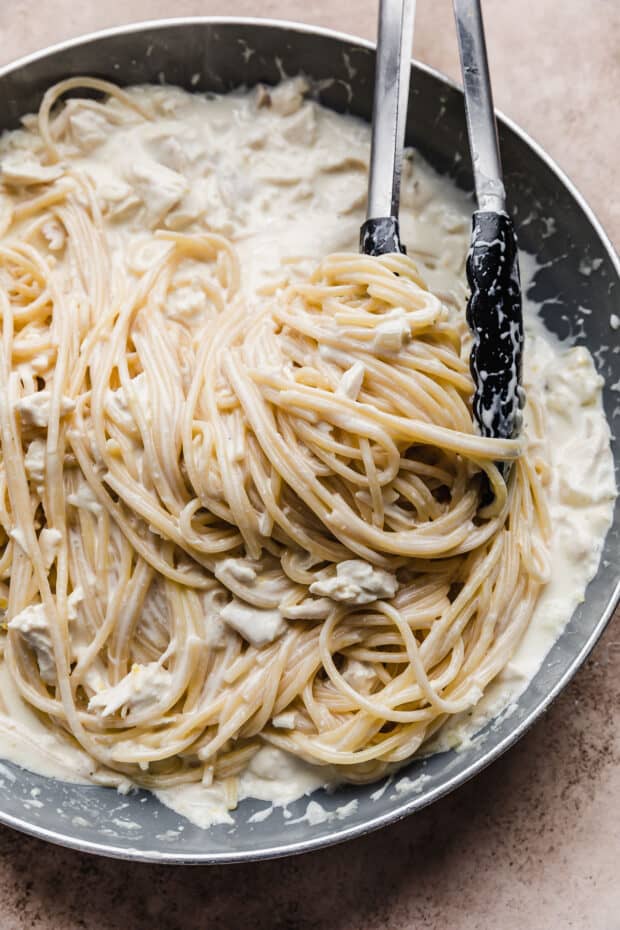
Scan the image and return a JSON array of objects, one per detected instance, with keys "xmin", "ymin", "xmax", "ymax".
[{"xmin": 0, "ymin": 17, "xmax": 617, "ymax": 863}]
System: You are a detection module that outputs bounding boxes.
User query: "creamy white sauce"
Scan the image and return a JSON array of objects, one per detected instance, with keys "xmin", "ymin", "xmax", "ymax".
[
  {"xmin": 0, "ymin": 80, "xmax": 615, "ymax": 830},
  {"xmin": 155, "ymin": 745, "xmax": 331, "ymax": 829}
]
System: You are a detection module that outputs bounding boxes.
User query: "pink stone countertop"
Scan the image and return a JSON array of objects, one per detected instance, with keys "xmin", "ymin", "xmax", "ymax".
[{"xmin": 0, "ymin": 2, "xmax": 618, "ymax": 928}]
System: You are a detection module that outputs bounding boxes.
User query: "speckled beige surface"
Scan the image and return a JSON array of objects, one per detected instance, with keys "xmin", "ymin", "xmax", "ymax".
[{"xmin": 0, "ymin": 2, "xmax": 618, "ymax": 927}]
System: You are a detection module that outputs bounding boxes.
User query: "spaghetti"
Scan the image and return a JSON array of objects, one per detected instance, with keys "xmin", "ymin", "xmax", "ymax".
[{"xmin": 0, "ymin": 79, "xmax": 551, "ymax": 799}]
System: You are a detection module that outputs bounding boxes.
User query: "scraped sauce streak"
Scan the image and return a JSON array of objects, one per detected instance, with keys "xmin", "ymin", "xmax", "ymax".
[{"xmin": 0, "ymin": 80, "xmax": 615, "ymax": 827}]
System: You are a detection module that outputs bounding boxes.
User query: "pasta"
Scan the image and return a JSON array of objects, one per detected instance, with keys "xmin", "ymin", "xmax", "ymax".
[{"xmin": 0, "ymin": 79, "xmax": 552, "ymax": 800}]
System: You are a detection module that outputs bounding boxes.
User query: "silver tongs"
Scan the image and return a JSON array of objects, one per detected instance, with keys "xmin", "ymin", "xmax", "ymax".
[
  {"xmin": 362, "ymin": 0, "xmax": 523, "ymax": 448},
  {"xmin": 360, "ymin": 0, "xmax": 415, "ymax": 256}
]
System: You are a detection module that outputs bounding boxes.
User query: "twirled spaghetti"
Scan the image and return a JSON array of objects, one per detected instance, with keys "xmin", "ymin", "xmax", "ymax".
[{"xmin": 0, "ymin": 79, "xmax": 552, "ymax": 801}]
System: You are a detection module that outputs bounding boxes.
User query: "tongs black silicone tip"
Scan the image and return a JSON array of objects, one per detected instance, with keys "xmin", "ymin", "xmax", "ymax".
[
  {"xmin": 466, "ymin": 210, "xmax": 524, "ymax": 440},
  {"xmin": 360, "ymin": 217, "xmax": 406, "ymax": 257}
]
